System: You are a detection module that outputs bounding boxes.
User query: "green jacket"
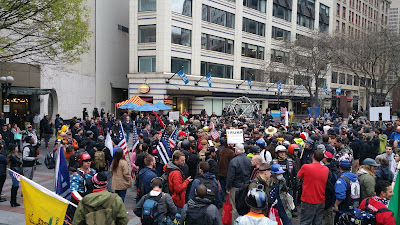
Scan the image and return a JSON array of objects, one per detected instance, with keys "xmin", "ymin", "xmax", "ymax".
[
  {"xmin": 72, "ymin": 190, "xmax": 129, "ymax": 225},
  {"xmin": 357, "ymin": 168, "xmax": 376, "ymax": 201},
  {"xmin": 379, "ymin": 135, "xmax": 388, "ymax": 154}
]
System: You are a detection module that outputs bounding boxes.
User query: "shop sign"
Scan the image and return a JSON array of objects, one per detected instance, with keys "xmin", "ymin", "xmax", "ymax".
[
  {"xmin": 226, "ymin": 129, "xmax": 244, "ymax": 144},
  {"xmin": 3, "ymin": 104, "xmax": 10, "ymax": 113},
  {"xmin": 138, "ymin": 84, "xmax": 150, "ymax": 94}
]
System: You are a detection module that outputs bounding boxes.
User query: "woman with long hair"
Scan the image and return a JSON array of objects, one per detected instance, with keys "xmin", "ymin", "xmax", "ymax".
[
  {"xmin": 7, "ymin": 144, "xmax": 22, "ymax": 207},
  {"xmin": 11, "ymin": 123, "xmax": 22, "ymax": 152},
  {"xmin": 110, "ymin": 149, "xmax": 132, "ymax": 202}
]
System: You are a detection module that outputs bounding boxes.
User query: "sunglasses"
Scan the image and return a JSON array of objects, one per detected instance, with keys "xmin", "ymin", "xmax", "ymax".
[{"xmin": 83, "ymin": 159, "xmax": 91, "ymax": 162}]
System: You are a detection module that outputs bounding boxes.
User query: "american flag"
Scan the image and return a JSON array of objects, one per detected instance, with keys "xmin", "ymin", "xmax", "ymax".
[
  {"xmin": 209, "ymin": 121, "xmax": 220, "ymax": 140},
  {"xmin": 132, "ymin": 124, "xmax": 139, "ymax": 151},
  {"xmin": 118, "ymin": 122, "xmax": 128, "ymax": 156},
  {"xmin": 157, "ymin": 138, "xmax": 171, "ymax": 165},
  {"xmin": 169, "ymin": 128, "xmax": 178, "ymax": 150}
]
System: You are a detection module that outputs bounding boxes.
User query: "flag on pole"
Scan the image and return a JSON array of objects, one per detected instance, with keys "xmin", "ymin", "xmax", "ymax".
[
  {"xmin": 206, "ymin": 72, "xmax": 212, "ymax": 87},
  {"xmin": 323, "ymin": 85, "xmax": 329, "ymax": 95},
  {"xmin": 118, "ymin": 122, "xmax": 128, "ymax": 156},
  {"xmin": 277, "ymin": 81, "xmax": 282, "ymax": 93},
  {"xmin": 169, "ymin": 128, "xmax": 178, "ymax": 150},
  {"xmin": 105, "ymin": 132, "xmax": 114, "ymax": 157},
  {"xmin": 248, "ymin": 77, "xmax": 252, "ymax": 89},
  {"xmin": 209, "ymin": 121, "xmax": 215, "ymax": 131},
  {"xmin": 13, "ymin": 169, "xmax": 70, "ymax": 225},
  {"xmin": 152, "ymin": 110, "xmax": 165, "ymax": 128},
  {"xmin": 182, "ymin": 116, "xmax": 188, "ymax": 123},
  {"xmin": 177, "ymin": 69, "xmax": 189, "ymax": 85},
  {"xmin": 389, "ymin": 162, "xmax": 400, "ymax": 224},
  {"xmin": 55, "ymin": 145, "xmax": 71, "ymax": 200},
  {"xmin": 156, "ymin": 138, "xmax": 171, "ymax": 165},
  {"xmin": 132, "ymin": 124, "xmax": 139, "ymax": 151},
  {"xmin": 336, "ymin": 87, "xmax": 341, "ymax": 94}
]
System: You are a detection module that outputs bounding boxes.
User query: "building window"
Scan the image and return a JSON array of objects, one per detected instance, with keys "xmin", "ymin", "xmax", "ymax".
[
  {"xmin": 202, "ymin": 5, "xmax": 235, "ymax": 28},
  {"xmin": 201, "ymin": 61, "xmax": 233, "ymax": 79},
  {"xmin": 319, "ymin": 3, "xmax": 330, "ymax": 33},
  {"xmin": 201, "ymin": 33, "xmax": 234, "ymax": 54},
  {"xmin": 139, "ymin": 25, "xmax": 156, "ymax": 43},
  {"xmin": 171, "ymin": 57, "xmax": 191, "ymax": 74},
  {"xmin": 243, "ymin": 0, "xmax": 267, "ymax": 13},
  {"xmin": 171, "ymin": 26, "xmax": 191, "ymax": 47},
  {"xmin": 337, "ymin": 3, "xmax": 340, "ymax": 16},
  {"xmin": 343, "ymin": 6, "xmax": 346, "ymax": 18},
  {"xmin": 297, "ymin": 14, "xmax": 314, "ymax": 29},
  {"xmin": 139, "ymin": 56, "xmax": 156, "ymax": 72},
  {"xmin": 242, "ymin": 43, "xmax": 264, "ymax": 59},
  {"xmin": 241, "ymin": 67, "xmax": 263, "ymax": 82},
  {"xmin": 354, "ymin": 76, "xmax": 359, "ymax": 86},
  {"xmin": 318, "ymin": 78, "xmax": 326, "ymax": 88},
  {"xmin": 271, "ymin": 27, "xmax": 291, "ymax": 41},
  {"xmin": 273, "ymin": 3, "xmax": 292, "ymax": 22},
  {"xmin": 242, "ymin": 18, "xmax": 265, "ymax": 36},
  {"xmin": 331, "ymin": 72, "xmax": 338, "ymax": 83},
  {"xmin": 271, "ymin": 49, "xmax": 289, "ymax": 64},
  {"xmin": 294, "ymin": 75, "xmax": 312, "ymax": 86},
  {"xmin": 139, "ymin": 0, "xmax": 156, "ymax": 12},
  {"xmin": 347, "ymin": 74, "xmax": 353, "ymax": 85},
  {"xmin": 339, "ymin": 73, "xmax": 346, "ymax": 84},
  {"xmin": 270, "ymin": 72, "xmax": 289, "ymax": 84},
  {"xmin": 172, "ymin": 0, "xmax": 192, "ymax": 17}
]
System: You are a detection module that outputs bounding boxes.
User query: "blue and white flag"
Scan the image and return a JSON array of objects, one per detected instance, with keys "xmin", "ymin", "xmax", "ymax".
[
  {"xmin": 277, "ymin": 80, "xmax": 282, "ymax": 93},
  {"xmin": 248, "ymin": 77, "xmax": 252, "ymax": 89},
  {"xmin": 206, "ymin": 72, "xmax": 212, "ymax": 87},
  {"xmin": 298, "ymin": 85, "xmax": 304, "ymax": 89},
  {"xmin": 323, "ymin": 85, "xmax": 329, "ymax": 95},
  {"xmin": 336, "ymin": 87, "xmax": 341, "ymax": 94},
  {"xmin": 169, "ymin": 127, "xmax": 178, "ymax": 150},
  {"xmin": 177, "ymin": 69, "xmax": 189, "ymax": 85},
  {"xmin": 157, "ymin": 138, "xmax": 171, "ymax": 165},
  {"xmin": 132, "ymin": 124, "xmax": 139, "ymax": 151},
  {"xmin": 55, "ymin": 146, "xmax": 71, "ymax": 200}
]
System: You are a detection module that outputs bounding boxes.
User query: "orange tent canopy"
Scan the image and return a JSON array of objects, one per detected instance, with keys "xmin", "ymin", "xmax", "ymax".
[{"xmin": 115, "ymin": 95, "xmax": 146, "ymax": 107}]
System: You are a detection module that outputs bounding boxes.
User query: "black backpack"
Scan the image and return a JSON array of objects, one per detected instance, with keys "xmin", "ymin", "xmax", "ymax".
[
  {"xmin": 45, "ymin": 151, "xmax": 55, "ymax": 169},
  {"xmin": 184, "ymin": 202, "xmax": 208, "ymax": 225},
  {"xmin": 161, "ymin": 168, "xmax": 181, "ymax": 194},
  {"xmin": 235, "ymin": 180, "xmax": 258, "ymax": 216},
  {"xmin": 197, "ymin": 177, "xmax": 217, "ymax": 204},
  {"xmin": 77, "ymin": 170, "xmax": 96, "ymax": 196}
]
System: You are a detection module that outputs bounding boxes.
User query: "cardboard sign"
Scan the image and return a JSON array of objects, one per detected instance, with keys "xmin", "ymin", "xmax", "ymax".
[
  {"xmin": 169, "ymin": 111, "xmax": 180, "ymax": 121},
  {"xmin": 226, "ymin": 129, "xmax": 244, "ymax": 144},
  {"xmin": 369, "ymin": 106, "xmax": 390, "ymax": 121}
]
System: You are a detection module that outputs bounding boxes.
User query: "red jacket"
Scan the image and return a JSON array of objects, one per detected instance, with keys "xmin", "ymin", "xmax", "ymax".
[
  {"xmin": 359, "ymin": 197, "xmax": 395, "ymax": 225},
  {"xmin": 163, "ymin": 163, "xmax": 189, "ymax": 208}
]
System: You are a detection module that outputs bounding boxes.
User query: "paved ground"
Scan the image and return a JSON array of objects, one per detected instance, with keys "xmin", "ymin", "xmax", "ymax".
[{"xmin": 0, "ymin": 136, "xmax": 300, "ymax": 225}]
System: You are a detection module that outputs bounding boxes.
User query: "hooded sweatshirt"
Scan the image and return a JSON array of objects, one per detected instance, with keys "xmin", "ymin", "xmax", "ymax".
[
  {"xmin": 335, "ymin": 171, "xmax": 358, "ymax": 206},
  {"xmin": 163, "ymin": 161, "xmax": 189, "ymax": 208},
  {"xmin": 180, "ymin": 197, "xmax": 222, "ymax": 225},
  {"xmin": 133, "ymin": 190, "xmax": 178, "ymax": 220},
  {"xmin": 188, "ymin": 172, "xmax": 221, "ymax": 208},
  {"xmin": 72, "ymin": 190, "xmax": 129, "ymax": 225}
]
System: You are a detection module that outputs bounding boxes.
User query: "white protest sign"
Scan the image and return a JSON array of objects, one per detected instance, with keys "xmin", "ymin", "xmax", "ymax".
[
  {"xmin": 169, "ymin": 111, "xmax": 180, "ymax": 121},
  {"xmin": 226, "ymin": 129, "xmax": 244, "ymax": 144},
  {"xmin": 369, "ymin": 106, "xmax": 390, "ymax": 121}
]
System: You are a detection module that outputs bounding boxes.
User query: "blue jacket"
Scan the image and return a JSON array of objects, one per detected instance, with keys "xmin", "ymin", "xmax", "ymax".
[
  {"xmin": 189, "ymin": 172, "xmax": 222, "ymax": 208},
  {"xmin": 375, "ymin": 167, "xmax": 394, "ymax": 183},
  {"xmin": 138, "ymin": 167, "xmax": 158, "ymax": 195},
  {"xmin": 390, "ymin": 131, "xmax": 400, "ymax": 141},
  {"xmin": 0, "ymin": 154, "xmax": 7, "ymax": 175},
  {"xmin": 335, "ymin": 171, "xmax": 358, "ymax": 202}
]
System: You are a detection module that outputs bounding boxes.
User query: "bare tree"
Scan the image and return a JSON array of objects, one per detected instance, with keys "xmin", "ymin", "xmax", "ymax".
[
  {"xmin": 327, "ymin": 28, "xmax": 400, "ymax": 109},
  {"xmin": 262, "ymin": 33, "xmax": 333, "ymax": 116}
]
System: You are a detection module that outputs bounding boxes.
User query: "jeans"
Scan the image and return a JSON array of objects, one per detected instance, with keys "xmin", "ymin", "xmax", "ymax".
[
  {"xmin": 15, "ymin": 140, "xmax": 21, "ymax": 152},
  {"xmin": 300, "ymin": 201, "xmax": 325, "ymax": 225},
  {"xmin": 219, "ymin": 176, "xmax": 227, "ymax": 202},
  {"xmin": 0, "ymin": 174, "xmax": 6, "ymax": 195},
  {"xmin": 9, "ymin": 170, "xmax": 20, "ymax": 187},
  {"xmin": 323, "ymin": 206, "xmax": 334, "ymax": 225},
  {"xmin": 115, "ymin": 189, "xmax": 127, "ymax": 202},
  {"xmin": 125, "ymin": 132, "xmax": 130, "ymax": 143},
  {"xmin": 44, "ymin": 134, "xmax": 51, "ymax": 148}
]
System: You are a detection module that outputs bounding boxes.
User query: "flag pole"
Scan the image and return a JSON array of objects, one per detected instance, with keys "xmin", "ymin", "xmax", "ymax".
[
  {"xmin": 195, "ymin": 69, "xmax": 212, "ymax": 86},
  {"xmin": 166, "ymin": 66, "xmax": 183, "ymax": 83},
  {"xmin": 236, "ymin": 72, "xmax": 254, "ymax": 89}
]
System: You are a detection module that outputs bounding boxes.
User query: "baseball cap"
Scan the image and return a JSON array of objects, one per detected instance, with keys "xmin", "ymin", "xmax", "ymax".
[
  {"xmin": 317, "ymin": 144, "xmax": 326, "ymax": 151},
  {"xmin": 363, "ymin": 158, "xmax": 380, "ymax": 167},
  {"xmin": 339, "ymin": 160, "xmax": 351, "ymax": 167},
  {"xmin": 178, "ymin": 131, "xmax": 187, "ymax": 137},
  {"xmin": 324, "ymin": 151, "xmax": 333, "ymax": 159}
]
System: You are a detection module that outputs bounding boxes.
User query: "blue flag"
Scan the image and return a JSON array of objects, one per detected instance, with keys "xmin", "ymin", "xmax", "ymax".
[
  {"xmin": 132, "ymin": 124, "xmax": 139, "ymax": 151},
  {"xmin": 298, "ymin": 85, "xmax": 304, "ymax": 89},
  {"xmin": 248, "ymin": 77, "xmax": 252, "ymax": 89},
  {"xmin": 55, "ymin": 146, "xmax": 70, "ymax": 200},
  {"xmin": 336, "ymin": 87, "xmax": 341, "ymax": 94},
  {"xmin": 277, "ymin": 81, "xmax": 282, "ymax": 93},
  {"xmin": 206, "ymin": 72, "xmax": 212, "ymax": 87},
  {"xmin": 323, "ymin": 85, "xmax": 329, "ymax": 95},
  {"xmin": 177, "ymin": 69, "xmax": 189, "ymax": 85}
]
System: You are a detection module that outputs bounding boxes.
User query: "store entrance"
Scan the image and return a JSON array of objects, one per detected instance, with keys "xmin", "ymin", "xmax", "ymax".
[{"xmin": 173, "ymin": 97, "xmax": 189, "ymax": 114}]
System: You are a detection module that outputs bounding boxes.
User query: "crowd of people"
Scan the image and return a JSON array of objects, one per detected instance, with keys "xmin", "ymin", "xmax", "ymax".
[{"xmin": 0, "ymin": 107, "xmax": 400, "ymax": 225}]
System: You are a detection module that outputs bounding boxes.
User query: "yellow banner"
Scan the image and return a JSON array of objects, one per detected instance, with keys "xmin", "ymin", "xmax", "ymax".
[{"xmin": 21, "ymin": 177, "xmax": 68, "ymax": 225}]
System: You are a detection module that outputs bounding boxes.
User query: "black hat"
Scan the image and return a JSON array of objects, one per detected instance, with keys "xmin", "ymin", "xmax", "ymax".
[
  {"xmin": 112, "ymin": 138, "xmax": 120, "ymax": 145},
  {"xmin": 328, "ymin": 128, "xmax": 336, "ymax": 135},
  {"xmin": 151, "ymin": 130, "xmax": 158, "ymax": 136},
  {"xmin": 92, "ymin": 172, "xmax": 108, "ymax": 189},
  {"xmin": 86, "ymin": 130, "xmax": 93, "ymax": 137}
]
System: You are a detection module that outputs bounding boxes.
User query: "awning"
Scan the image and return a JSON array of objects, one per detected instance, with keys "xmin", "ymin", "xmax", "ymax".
[
  {"xmin": 115, "ymin": 95, "xmax": 146, "ymax": 107},
  {"xmin": 9, "ymin": 87, "xmax": 51, "ymax": 95},
  {"xmin": 332, "ymin": 94, "xmax": 354, "ymax": 101}
]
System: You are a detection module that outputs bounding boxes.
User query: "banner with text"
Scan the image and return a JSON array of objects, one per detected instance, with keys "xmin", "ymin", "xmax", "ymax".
[{"xmin": 226, "ymin": 129, "xmax": 244, "ymax": 144}]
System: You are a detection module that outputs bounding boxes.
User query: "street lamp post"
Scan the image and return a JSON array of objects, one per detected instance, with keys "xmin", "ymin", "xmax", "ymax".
[{"xmin": 1, "ymin": 76, "xmax": 14, "ymax": 122}]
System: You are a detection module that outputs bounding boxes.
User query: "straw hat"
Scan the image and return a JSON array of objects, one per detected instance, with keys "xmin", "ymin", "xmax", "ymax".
[{"xmin": 265, "ymin": 126, "xmax": 277, "ymax": 135}]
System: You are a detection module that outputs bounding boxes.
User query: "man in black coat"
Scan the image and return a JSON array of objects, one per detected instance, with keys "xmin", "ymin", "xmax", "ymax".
[{"xmin": 10, "ymin": 110, "xmax": 20, "ymax": 127}]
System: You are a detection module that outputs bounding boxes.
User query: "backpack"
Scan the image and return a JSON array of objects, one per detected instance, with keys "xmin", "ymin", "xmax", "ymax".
[
  {"xmin": 45, "ymin": 151, "xmax": 55, "ymax": 169},
  {"xmin": 84, "ymin": 193, "xmax": 117, "ymax": 225},
  {"xmin": 161, "ymin": 169, "xmax": 181, "ymax": 194},
  {"xmin": 235, "ymin": 180, "xmax": 258, "ymax": 216},
  {"xmin": 77, "ymin": 170, "xmax": 96, "ymax": 196},
  {"xmin": 93, "ymin": 147, "xmax": 107, "ymax": 171},
  {"xmin": 184, "ymin": 201, "xmax": 208, "ymax": 225},
  {"xmin": 197, "ymin": 176, "xmax": 217, "ymax": 204},
  {"xmin": 141, "ymin": 193, "xmax": 164, "ymax": 225},
  {"xmin": 341, "ymin": 175, "xmax": 361, "ymax": 210},
  {"xmin": 337, "ymin": 198, "xmax": 392, "ymax": 225}
]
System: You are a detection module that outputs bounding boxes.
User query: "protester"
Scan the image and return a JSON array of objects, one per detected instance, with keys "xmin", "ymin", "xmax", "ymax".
[
  {"xmin": 375, "ymin": 155, "xmax": 394, "ymax": 182},
  {"xmin": 0, "ymin": 145, "xmax": 6, "ymax": 203},
  {"xmin": 70, "ymin": 153, "xmax": 96, "ymax": 203},
  {"xmin": 7, "ymin": 144, "xmax": 21, "ymax": 206},
  {"xmin": 22, "ymin": 136, "xmax": 38, "ymax": 180},
  {"xmin": 110, "ymin": 149, "xmax": 132, "ymax": 202},
  {"xmin": 358, "ymin": 158, "xmax": 379, "ymax": 200}
]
